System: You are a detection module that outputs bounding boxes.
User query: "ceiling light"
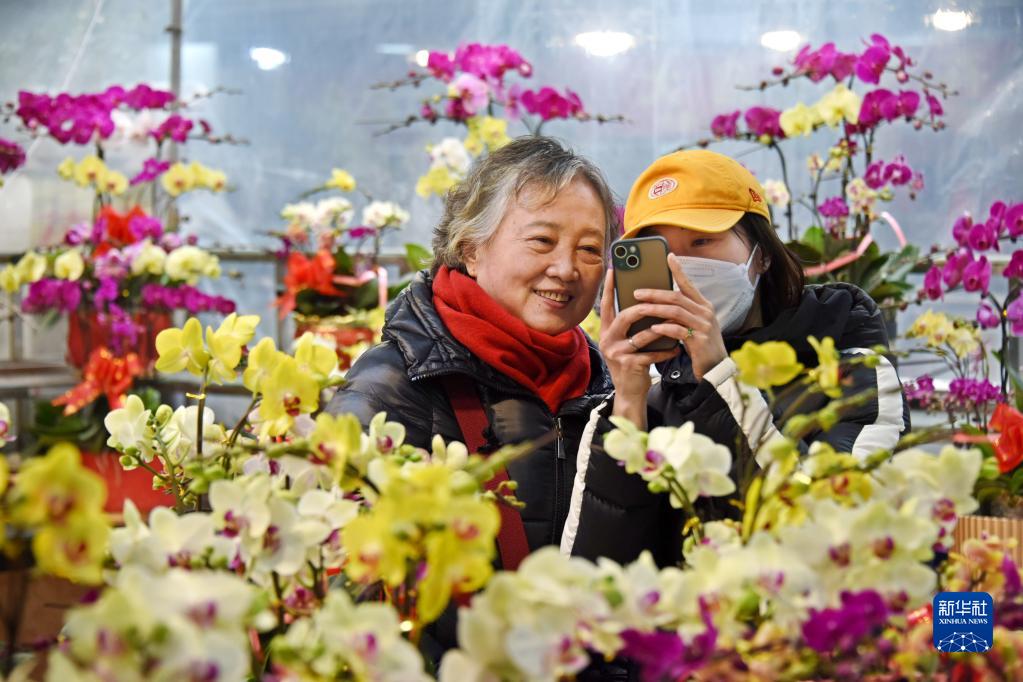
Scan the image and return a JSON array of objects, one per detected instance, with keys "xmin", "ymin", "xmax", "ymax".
[
  {"xmin": 573, "ymin": 31, "xmax": 635, "ymax": 57},
  {"xmin": 414, "ymin": 49, "xmax": 430, "ymax": 68},
  {"xmin": 760, "ymin": 30, "xmax": 802, "ymax": 52},
  {"xmin": 249, "ymin": 47, "xmax": 288, "ymax": 71},
  {"xmin": 931, "ymin": 9, "xmax": 973, "ymax": 31}
]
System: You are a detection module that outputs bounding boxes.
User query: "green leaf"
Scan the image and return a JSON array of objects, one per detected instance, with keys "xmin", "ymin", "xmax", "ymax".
[
  {"xmin": 786, "ymin": 241, "xmax": 823, "ymax": 264},
  {"xmin": 404, "ymin": 243, "xmax": 433, "ymax": 272},
  {"xmin": 800, "ymin": 226, "xmax": 826, "ymax": 256}
]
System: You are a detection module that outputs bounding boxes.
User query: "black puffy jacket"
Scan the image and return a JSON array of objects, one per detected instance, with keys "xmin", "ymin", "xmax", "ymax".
[
  {"xmin": 563, "ymin": 283, "xmax": 911, "ymax": 567},
  {"xmin": 326, "ymin": 270, "xmax": 613, "ymax": 553}
]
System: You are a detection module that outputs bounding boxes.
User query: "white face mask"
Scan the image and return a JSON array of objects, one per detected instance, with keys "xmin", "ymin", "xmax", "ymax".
[{"xmin": 674, "ymin": 246, "xmax": 760, "ymax": 335}]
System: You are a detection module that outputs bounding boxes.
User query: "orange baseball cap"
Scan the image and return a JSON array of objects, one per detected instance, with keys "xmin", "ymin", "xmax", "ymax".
[{"xmin": 622, "ymin": 149, "xmax": 770, "ymax": 238}]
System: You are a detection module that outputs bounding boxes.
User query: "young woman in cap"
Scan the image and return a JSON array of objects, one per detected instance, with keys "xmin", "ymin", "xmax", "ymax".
[{"xmin": 561, "ymin": 149, "xmax": 910, "ymax": 566}]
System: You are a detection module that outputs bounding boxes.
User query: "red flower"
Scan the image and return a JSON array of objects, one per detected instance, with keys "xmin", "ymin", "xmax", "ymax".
[
  {"xmin": 97, "ymin": 205, "xmax": 149, "ymax": 246},
  {"xmin": 990, "ymin": 402, "xmax": 1023, "ymax": 474},
  {"xmin": 275, "ymin": 250, "xmax": 344, "ymax": 317}
]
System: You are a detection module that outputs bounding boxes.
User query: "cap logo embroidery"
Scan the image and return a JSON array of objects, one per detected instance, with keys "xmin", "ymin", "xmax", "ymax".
[
  {"xmin": 649, "ymin": 177, "xmax": 678, "ymax": 199},
  {"xmin": 749, "ymin": 188, "xmax": 763, "ymax": 203}
]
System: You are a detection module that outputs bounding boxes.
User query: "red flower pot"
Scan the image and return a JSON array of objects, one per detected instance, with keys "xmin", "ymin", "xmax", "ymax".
[
  {"xmin": 66, "ymin": 308, "xmax": 172, "ymax": 370},
  {"xmin": 80, "ymin": 451, "xmax": 175, "ymax": 515}
]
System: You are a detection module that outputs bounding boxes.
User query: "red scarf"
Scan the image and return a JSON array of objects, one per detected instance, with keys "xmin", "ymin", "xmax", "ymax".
[{"xmin": 432, "ymin": 266, "xmax": 591, "ymax": 414}]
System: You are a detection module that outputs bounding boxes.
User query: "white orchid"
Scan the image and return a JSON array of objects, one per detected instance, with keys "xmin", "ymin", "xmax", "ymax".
[
  {"xmin": 362, "ymin": 200, "xmax": 410, "ymax": 229},
  {"xmin": 104, "ymin": 394, "xmax": 153, "ymax": 457}
]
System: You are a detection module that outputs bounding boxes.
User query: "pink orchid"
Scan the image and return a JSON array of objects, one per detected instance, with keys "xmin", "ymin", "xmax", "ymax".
[
  {"xmin": 884, "ymin": 156, "xmax": 913, "ymax": 186},
  {"xmin": 968, "ymin": 221, "xmax": 998, "ymax": 252},
  {"xmin": 925, "ymin": 92, "xmax": 944, "ymax": 118},
  {"xmin": 793, "ymin": 42, "xmax": 857, "ymax": 82},
  {"xmin": 988, "ymin": 201, "xmax": 1008, "ymax": 235},
  {"xmin": 1009, "ymin": 297, "xmax": 1023, "ymax": 335},
  {"xmin": 855, "ymin": 34, "xmax": 892, "ymax": 84},
  {"xmin": 952, "ymin": 213, "xmax": 973, "ymax": 247},
  {"xmin": 711, "ymin": 110, "xmax": 740, "ymax": 138},
  {"xmin": 922, "ymin": 266, "xmax": 944, "ymax": 300},
  {"xmin": 942, "ymin": 249, "xmax": 972, "ymax": 288},
  {"xmin": 426, "ymin": 51, "xmax": 456, "ymax": 81},
  {"xmin": 744, "ymin": 106, "xmax": 785, "ymax": 138},
  {"xmin": 150, "ymin": 114, "xmax": 194, "ymax": 143},
  {"xmin": 453, "ymin": 43, "xmax": 531, "ymax": 83},
  {"xmin": 420, "ymin": 102, "xmax": 438, "ymax": 123},
  {"xmin": 1005, "ymin": 251, "xmax": 1023, "ymax": 279},
  {"xmin": 977, "ymin": 302, "xmax": 1001, "ymax": 330},
  {"xmin": 449, "ymin": 73, "xmax": 490, "ymax": 117},
  {"xmin": 1005, "ymin": 203, "xmax": 1023, "ymax": 238},
  {"xmin": 962, "ymin": 256, "xmax": 992, "ymax": 294},
  {"xmin": 0, "ymin": 137, "xmax": 26, "ymax": 174},
  {"xmin": 129, "ymin": 157, "xmax": 171, "ymax": 185},
  {"xmin": 864, "ymin": 161, "xmax": 886, "ymax": 189},
  {"xmin": 519, "ymin": 86, "xmax": 584, "ymax": 121}
]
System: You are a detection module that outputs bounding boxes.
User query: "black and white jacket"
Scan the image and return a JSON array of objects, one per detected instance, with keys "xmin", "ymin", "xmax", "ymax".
[{"xmin": 561, "ymin": 283, "xmax": 910, "ymax": 567}]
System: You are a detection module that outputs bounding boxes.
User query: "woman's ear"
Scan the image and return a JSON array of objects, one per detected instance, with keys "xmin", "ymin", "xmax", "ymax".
[
  {"xmin": 757, "ymin": 249, "xmax": 771, "ymax": 276},
  {"xmin": 463, "ymin": 246, "xmax": 478, "ymax": 277}
]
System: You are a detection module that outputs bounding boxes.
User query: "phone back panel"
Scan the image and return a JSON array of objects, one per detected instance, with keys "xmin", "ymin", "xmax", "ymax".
[{"xmin": 612, "ymin": 236, "xmax": 677, "ymax": 352}]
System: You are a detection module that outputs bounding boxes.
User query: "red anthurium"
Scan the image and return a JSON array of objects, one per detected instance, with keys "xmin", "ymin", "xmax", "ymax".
[{"xmin": 989, "ymin": 402, "xmax": 1023, "ymax": 474}]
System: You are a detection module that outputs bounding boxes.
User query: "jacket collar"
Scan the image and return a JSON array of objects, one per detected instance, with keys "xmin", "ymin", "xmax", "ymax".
[{"xmin": 383, "ymin": 271, "xmax": 613, "ymax": 398}]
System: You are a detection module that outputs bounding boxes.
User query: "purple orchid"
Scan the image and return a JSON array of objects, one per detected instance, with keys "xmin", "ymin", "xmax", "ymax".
[
  {"xmin": 962, "ymin": 256, "xmax": 992, "ymax": 294},
  {"xmin": 744, "ymin": 106, "xmax": 785, "ymax": 138},
  {"xmin": 130, "ymin": 157, "xmax": 172, "ymax": 185},
  {"xmin": 952, "ymin": 213, "xmax": 974, "ymax": 246},
  {"xmin": 619, "ymin": 598, "xmax": 717, "ymax": 682},
  {"xmin": 22, "ymin": 278, "xmax": 82, "ymax": 313},
  {"xmin": 942, "ymin": 249, "xmax": 972, "ymax": 288},
  {"xmin": 947, "ymin": 377, "xmax": 1002, "ymax": 406},
  {"xmin": 802, "ymin": 589, "xmax": 889, "ymax": 654},
  {"xmin": 905, "ymin": 374, "xmax": 936, "ymax": 403},
  {"xmin": 855, "ymin": 35, "xmax": 892, "ymax": 84},
  {"xmin": 922, "ymin": 266, "xmax": 943, "ymax": 300},
  {"xmin": 977, "ymin": 302, "xmax": 1002, "ymax": 330},
  {"xmin": 0, "ymin": 137, "xmax": 26, "ymax": 174},
  {"xmin": 793, "ymin": 42, "xmax": 857, "ymax": 82},
  {"xmin": 711, "ymin": 110, "xmax": 740, "ymax": 138},
  {"xmin": 150, "ymin": 114, "xmax": 194, "ymax": 143}
]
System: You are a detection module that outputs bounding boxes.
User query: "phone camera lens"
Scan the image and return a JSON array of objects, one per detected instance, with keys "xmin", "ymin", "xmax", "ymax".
[
  {"xmin": 625, "ymin": 254, "xmax": 640, "ymax": 268},
  {"xmin": 613, "ymin": 245, "xmax": 628, "ymax": 259}
]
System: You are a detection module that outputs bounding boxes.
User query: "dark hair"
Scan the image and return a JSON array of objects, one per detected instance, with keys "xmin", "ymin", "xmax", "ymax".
[
  {"xmin": 431, "ymin": 136, "xmax": 617, "ymax": 275},
  {"xmin": 733, "ymin": 212, "xmax": 805, "ymax": 322}
]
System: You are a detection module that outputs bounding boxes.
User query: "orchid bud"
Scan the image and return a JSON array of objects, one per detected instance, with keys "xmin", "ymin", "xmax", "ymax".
[{"xmin": 155, "ymin": 404, "xmax": 173, "ymax": 426}]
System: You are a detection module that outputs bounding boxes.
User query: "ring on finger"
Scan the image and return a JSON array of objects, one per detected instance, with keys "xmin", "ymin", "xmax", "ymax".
[
  {"xmin": 686, "ymin": 327, "xmax": 695, "ymax": 339},
  {"xmin": 627, "ymin": 336, "xmax": 639, "ymax": 351}
]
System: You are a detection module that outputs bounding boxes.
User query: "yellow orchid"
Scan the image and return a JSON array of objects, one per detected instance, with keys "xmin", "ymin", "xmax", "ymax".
[
  {"xmin": 731, "ymin": 340, "xmax": 805, "ymax": 389},
  {"xmin": 9, "ymin": 442, "xmax": 106, "ymax": 528},
  {"xmin": 807, "ymin": 336, "xmax": 842, "ymax": 398},
  {"xmin": 465, "ymin": 116, "xmax": 511, "ymax": 154},
  {"xmin": 204, "ymin": 169, "xmax": 227, "ymax": 192},
  {"xmin": 242, "ymin": 337, "xmax": 280, "ymax": 394},
  {"xmin": 161, "ymin": 162, "xmax": 195, "ymax": 196},
  {"xmin": 258, "ymin": 355, "xmax": 321, "ymax": 436},
  {"xmin": 948, "ymin": 326, "xmax": 980, "ymax": 359},
  {"xmin": 416, "ymin": 165, "xmax": 460, "ymax": 198},
  {"xmin": 326, "ymin": 168, "xmax": 357, "ymax": 192},
  {"xmin": 815, "ymin": 84, "xmax": 861, "ymax": 127},
  {"xmin": 54, "ymin": 249, "xmax": 85, "ymax": 281},
  {"xmin": 129, "ymin": 240, "xmax": 167, "ymax": 276},
  {"xmin": 32, "ymin": 512, "xmax": 109, "ymax": 584},
  {"xmin": 205, "ymin": 314, "xmax": 259, "ymax": 384},
  {"xmin": 72, "ymin": 155, "xmax": 106, "ymax": 188},
  {"xmin": 341, "ymin": 508, "xmax": 412, "ymax": 586},
  {"xmin": 309, "ymin": 412, "xmax": 363, "ymax": 479},
  {"xmin": 155, "ymin": 317, "xmax": 210, "ymax": 376},
  {"xmin": 15, "ymin": 251, "xmax": 46, "ymax": 284},
  {"xmin": 779, "ymin": 102, "xmax": 821, "ymax": 138},
  {"xmin": 97, "ymin": 169, "xmax": 128, "ymax": 195},
  {"xmin": 0, "ymin": 265, "xmax": 20, "ymax": 293},
  {"xmin": 57, "ymin": 156, "xmax": 76, "ymax": 180},
  {"xmin": 294, "ymin": 332, "xmax": 338, "ymax": 382}
]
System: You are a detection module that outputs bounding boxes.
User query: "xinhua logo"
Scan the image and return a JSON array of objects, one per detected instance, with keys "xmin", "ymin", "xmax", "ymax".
[{"xmin": 932, "ymin": 592, "xmax": 994, "ymax": 653}]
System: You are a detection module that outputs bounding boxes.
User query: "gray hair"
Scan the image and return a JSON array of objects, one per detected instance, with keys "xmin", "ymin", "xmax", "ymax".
[{"xmin": 431, "ymin": 136, "xmax": 618, "ymax": 274}]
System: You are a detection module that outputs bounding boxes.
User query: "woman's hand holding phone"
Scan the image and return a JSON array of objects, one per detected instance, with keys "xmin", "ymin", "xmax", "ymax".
[
  {"xmin": 599, "ymin": 268, "xmax": 679, "ymax": 429},
  {"xmin": 635, "ymin": 254, "xmax": 727, "ymax": 382}
]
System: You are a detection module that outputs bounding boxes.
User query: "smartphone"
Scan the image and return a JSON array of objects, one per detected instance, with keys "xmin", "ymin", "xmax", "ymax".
[{"xmin": 611, "ymin": 236, "xmax": 678, "ymax": 352}]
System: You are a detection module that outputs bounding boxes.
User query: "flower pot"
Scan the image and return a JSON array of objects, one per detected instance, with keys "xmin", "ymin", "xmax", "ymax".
[
  {"xmin": 952, "ymin": 514, "xmax": 1023, "ymax": 566},
  {"xmin": 79, "ymin": 451, "xmax": 175, "ymax": 515},
  {"xmin": 294, "ymin": 314, "xmax": 377, "ymax": 371},
  {"xmin": 66, "ymin": 308, "xmax": 172, "ymax": 370}
]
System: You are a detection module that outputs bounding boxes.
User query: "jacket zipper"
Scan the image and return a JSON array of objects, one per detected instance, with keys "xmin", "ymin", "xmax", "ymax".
[{"xmin": 552, "ymin": 417, "xmax": 565, "ymax": 544}]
